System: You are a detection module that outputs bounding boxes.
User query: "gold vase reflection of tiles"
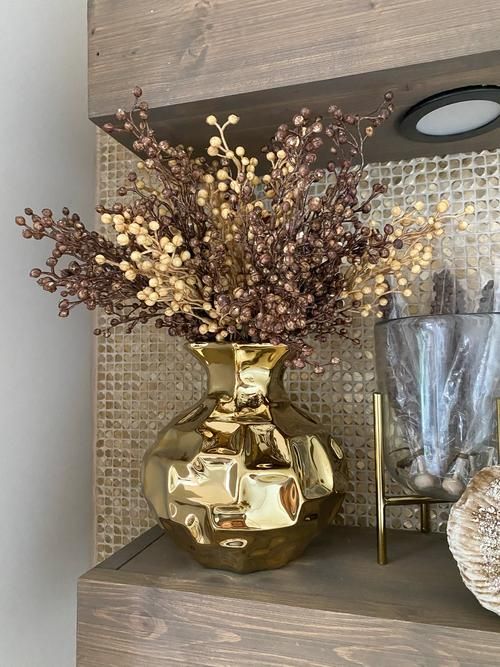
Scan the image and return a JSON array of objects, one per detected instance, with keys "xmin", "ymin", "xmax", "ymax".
[
  {"xmin": 95, "ymin": 130, "xmax": 500, "ymax": 561},
  {"xmin": 142, "ymin": 343, "xmax": 348, "ymax": 572}
]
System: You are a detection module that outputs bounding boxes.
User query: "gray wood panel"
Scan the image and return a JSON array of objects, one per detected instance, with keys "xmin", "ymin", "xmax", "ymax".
[
  {"xmin": 88, "ymin": 0, "xmax": 500, "ymax": 163},
  {"xmin": 78, "ymin": 526, "xmax": 500, "ymax": 666},
  {"xmin": 77, "ymin": 581, "xmax": 500, "ymax": 667},
  {"xmin": 88, "ymin": 0, "xmax": 500, "ymax": 112}
]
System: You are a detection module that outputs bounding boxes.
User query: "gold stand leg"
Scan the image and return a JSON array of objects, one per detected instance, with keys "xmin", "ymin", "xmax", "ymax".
[
  {"xmin": 377, "ymin": 501, "xmax": 387, "ymax": 565},
  {"xmin": 420, "ymin": 503, "xmax": 430, "ymax": 533},
  {"xmin": 373, "ymin": 393, "xmax": 387, "ymax": 565},
  {"xmin": 371, "ymin": 394, "xmax": 500, "ymax": 564}
]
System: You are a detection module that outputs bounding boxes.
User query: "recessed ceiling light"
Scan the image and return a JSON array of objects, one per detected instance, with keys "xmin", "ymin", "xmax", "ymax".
[{"xmin": 399, "ymin": 86, "xmax": 500, "ymax": 142}]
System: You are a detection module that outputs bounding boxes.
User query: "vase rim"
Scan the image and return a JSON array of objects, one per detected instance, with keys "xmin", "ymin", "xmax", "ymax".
[
  {"xmin": 375, "ymin": 311, "xmax": 500, "ymax": 327},
  {"xmin": 187, "ymin": 341, "xmax": 289, "ymax": 350}
]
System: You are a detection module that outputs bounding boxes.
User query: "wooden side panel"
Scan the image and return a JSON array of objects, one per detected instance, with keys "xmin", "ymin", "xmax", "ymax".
[
  {"xmin": 88, "ymin": 1, "xmax": 500, "ymax": 162},
  {"xmin": 88, "ymin": 0, "xmax": 500, "ymax": 114},
  {"xmin": 77, "ymin": 577, "xmax": 500, "ymax": 667},
  {"xmin": 96, "ymin": 527, "xmax": 500, "ymax": 634}
]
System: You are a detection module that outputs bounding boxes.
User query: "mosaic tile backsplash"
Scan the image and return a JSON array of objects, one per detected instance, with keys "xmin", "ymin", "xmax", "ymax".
[{"xmin": 95, "ymin": 130, "xmax": 500, "ymax": 561}]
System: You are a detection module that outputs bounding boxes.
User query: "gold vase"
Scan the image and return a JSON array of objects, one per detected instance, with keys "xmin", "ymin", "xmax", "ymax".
[{"xmin": 142, "ymin": 343, "xmax": 348, "ymax": 573}]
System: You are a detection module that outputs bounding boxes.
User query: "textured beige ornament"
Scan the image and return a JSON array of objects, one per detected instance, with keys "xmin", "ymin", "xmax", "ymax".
[{"xmin": 447, "ymin": 466, "xmax": 500, "ymax": 615}]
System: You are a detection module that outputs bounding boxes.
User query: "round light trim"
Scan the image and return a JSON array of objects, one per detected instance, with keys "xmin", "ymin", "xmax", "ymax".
[
  {"xmin": 416, "ymin": 100, "xmax": 500, "ymax": 136},
  {"xmin": 400, "ymin": 86, "xmax": 500, "ymax": 142}
]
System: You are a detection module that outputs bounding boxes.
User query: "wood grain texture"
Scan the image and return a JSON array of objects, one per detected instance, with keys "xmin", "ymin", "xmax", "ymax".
[
  {"xmin": 77, "ymin": 583, "xmax": 500, "ymax": 667},
  {"xmin": 78, "ymin": 526, "xmax": 500, "ymax": 666},
  {"xmin": 88, "ymin": 0, "xmax": 500, "ymax": 111},
  {"xmin": 88, "ymin": 0, "xmax": 500, "ymax": 163}
]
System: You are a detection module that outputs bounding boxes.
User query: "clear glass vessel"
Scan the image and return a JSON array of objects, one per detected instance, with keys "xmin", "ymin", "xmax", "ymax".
[
  {"xmin": 375, "ymin": 314, "xmax": 499, "ymax": 501},
  {"xmin": 142, "ymin": 343, "xmax": 348, "ymax": 573}
]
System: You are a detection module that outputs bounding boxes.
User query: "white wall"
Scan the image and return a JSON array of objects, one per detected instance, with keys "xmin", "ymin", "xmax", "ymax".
[{"xmin": 0, "ymin": 1, "xmax": 95, "ymax": 665}]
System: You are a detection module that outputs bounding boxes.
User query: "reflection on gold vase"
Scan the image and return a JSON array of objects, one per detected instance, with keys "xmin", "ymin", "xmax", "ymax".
[{"xmin": 142, "ymin": 343, "xmax": 348, "ymax": 573}]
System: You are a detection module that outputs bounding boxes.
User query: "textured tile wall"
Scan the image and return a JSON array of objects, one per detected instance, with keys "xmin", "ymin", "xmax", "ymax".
[{"xmin": 95, "ymin": 130, "xmax": 500, "ymax": 561}]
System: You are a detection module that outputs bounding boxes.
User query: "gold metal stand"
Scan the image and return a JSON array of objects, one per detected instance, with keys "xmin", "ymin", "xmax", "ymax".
[{"xmin": 373, "ymin": 393, "xmax": 500, "ymax": 565}]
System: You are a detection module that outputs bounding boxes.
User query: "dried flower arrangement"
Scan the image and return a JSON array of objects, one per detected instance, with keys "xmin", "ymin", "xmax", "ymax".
[{"xmin": 17, "ymin": 87, "xmax": 473, "ymax": 369}]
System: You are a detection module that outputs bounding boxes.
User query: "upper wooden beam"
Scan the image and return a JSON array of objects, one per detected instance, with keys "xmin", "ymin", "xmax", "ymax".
[{"xmin": 88, "ymin": 0, "xmax": 500, "ymax": 163}]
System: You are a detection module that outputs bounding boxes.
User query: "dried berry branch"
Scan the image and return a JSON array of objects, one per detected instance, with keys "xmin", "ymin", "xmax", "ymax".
[{"xmin": 18, "ymin": 88, "xmax": 473, "ymax": 367}]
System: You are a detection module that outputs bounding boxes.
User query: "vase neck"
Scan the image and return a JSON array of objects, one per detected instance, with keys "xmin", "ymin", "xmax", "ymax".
[{"xmin": 189, "ymin": 343, "xmax": 289, "ymax": 420}]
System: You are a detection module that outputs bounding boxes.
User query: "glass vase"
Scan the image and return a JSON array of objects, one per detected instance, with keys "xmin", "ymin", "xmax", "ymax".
[{"xmin": 375, "ymin": 314, "xmax": 499, "ymax": 501}]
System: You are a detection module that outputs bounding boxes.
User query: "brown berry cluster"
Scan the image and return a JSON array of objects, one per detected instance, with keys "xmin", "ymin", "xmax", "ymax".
[{"xmin": 18, "ymin": 88, "xmax": 473, "ymax": 368}]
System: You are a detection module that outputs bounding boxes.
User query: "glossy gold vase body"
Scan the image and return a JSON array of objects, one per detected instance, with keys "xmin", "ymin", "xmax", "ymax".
[{"xmin": 142, "ymin": 343, "xmax": 348, "ymax": 573}]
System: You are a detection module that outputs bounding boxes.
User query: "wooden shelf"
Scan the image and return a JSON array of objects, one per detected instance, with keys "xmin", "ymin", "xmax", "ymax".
[
  {"xmin": 78, "ymin": 526, "xmax": 500, "ymax": 666},
  {"xmin": 88, "ymin": 1, "xmax": 500, "ymax": 164}
]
